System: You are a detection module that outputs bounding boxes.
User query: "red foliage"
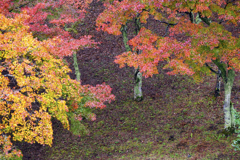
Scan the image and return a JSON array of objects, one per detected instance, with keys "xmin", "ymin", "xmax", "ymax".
[
  {"xmin": 98, "ymin": 0, "xmax": 240, "ymax": 80},
  {"xmin": 82, "ymin": 83, "xmax": 115, "ymax": 109},
  {"xmin": 3, "ymin": 0, "xmax": 100, "ymax": 58}
]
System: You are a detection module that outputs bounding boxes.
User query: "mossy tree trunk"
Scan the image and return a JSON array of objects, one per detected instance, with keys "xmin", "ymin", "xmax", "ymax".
[
  {"xmin": 133, "ymin": 17, "xmax": 143, "ymax": 101},
  {"xmin": 213, "ymin": 59, "xmax": 235, "ymax": 129},
  {"xmin": 223, "ymin": 71, "xmax": 235, "ymax": 129},
  {"xmin": 193, "ymin": 13, "xmax": 236, "ymax": 130},
  {"xmin": 73, "ymin": 50, "xmax": 81, "ymax": 82},
  {"xmin": 121, "ymin": 23, "xmax": 143, "ymax": 101},
  {"xmin": 134, "ymin": 58, "xmax": 143, "ymax": 101}
]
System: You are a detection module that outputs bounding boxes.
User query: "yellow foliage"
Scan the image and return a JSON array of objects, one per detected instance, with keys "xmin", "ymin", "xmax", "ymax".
[{"xmin": 0, "ymin": 11, "xmax": 83, "ymax": 156}]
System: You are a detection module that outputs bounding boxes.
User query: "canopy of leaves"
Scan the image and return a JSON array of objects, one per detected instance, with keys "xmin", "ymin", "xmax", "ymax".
[
  {"xmin": 97, "ymin": 0, "xmax": 240, "ymax": 81},
  {"xmin": 0, "ymin": 1, "xmax": 115, "ymax": 158},
  {"xmin": 0, "ymin": 11, "xmax": 71, "ymax": 156}
]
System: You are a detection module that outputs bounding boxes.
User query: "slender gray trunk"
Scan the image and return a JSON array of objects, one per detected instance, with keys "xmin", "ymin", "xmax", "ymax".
[
  {"xmin": 121, "ymin": 24, "xmax": 143, "ymax": 101},
  {"xmin": 73, "ymin": 51, "xmax": 81, "ymax": 82},
  {"xmin": 215, "ymin": 69, "xmax": 221, "ymax": 97},
  {"xmin": 133, "ymin": 48, "xmax": 143, "ymax": 101},
  {"xmin": 134, "ymin": 17, "xmax": 143, "ymax": 101},
  {"xmin": 134, "ymin": 67, "xmax": 143, "ymax": 101}
]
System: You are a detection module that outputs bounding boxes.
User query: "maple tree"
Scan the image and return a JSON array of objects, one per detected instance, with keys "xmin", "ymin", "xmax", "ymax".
[
  {"xmin": 96, "ymin": 0, "xmax": 147, "ymax": 101},
  {"xmin": 16, "ymin": 0, "xmax": 99, "ymax": 83},
  {"xmin": 7, "ymin": 0, "xmax": 100, "ymax": 82},
  {"xmin": 97, "ymin": 0, "xmax": 240, "ymax": 132},
  {"xmin": 0, "ymin": 0, "xmax": 115, "ymax": 159}
]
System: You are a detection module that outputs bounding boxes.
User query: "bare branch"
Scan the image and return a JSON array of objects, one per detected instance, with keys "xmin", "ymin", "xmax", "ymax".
[
  {"xmin": 155, "ymin": 20, "xmax": 178, "ymax": 37},
  {"xmin": 205, "ymin": 63, "xmax": 218, "ymax": 74}
]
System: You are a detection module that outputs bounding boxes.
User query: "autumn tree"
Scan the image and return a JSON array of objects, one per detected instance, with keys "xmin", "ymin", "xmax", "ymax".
[
  {"xmin": 8, "ymin": 0, "xmax": 115, "ymax": 133},
  {"xmin": 15, "ymin": 0, "xmax": 98, "ymax": 82},
  {"xmin": 0, "ymin": 0, "xmax": 115, "ymax": 159},
  {"xmin": 96, "ymin": 0, "xmax": 148, "ymax": 101},
  {"xmin": 5, "ymin": 0, "xmax": 98, "ymax": 82},
  {"xmin": 97, "ymin": 0, "xmax": 240, "ymax": 131}
]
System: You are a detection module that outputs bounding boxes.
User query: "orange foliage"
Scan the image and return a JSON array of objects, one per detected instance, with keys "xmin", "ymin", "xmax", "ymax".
[{"xmin": 98, "ymin": 0, "xmax": 239, "ymax": 81}]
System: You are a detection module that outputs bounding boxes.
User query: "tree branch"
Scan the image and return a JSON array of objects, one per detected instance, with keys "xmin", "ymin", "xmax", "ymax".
[
  {"xmin": 156, "ymin": 20, "xmax": 178, "ymax": 26},
  {"xmin": 8, "ymin": 2, "xmax": 31, "ymax": 12},
  {"xmin": 205, "ymin": 63, "xmax": 218, "ymax": 74},
  {"xmin": 156, "ymin": 20, "xmax": 178, "ymax": 37},
  {"xmin": 3, "ymin": 74, "xmax": 14, "ymax": 78},
  {"xmin": 212, "ymin": 59, "xmax": 227, "ymax": 83},
  {"xmin": 198, "ymin": 12, "xmax": 211, "ymax": 26}
]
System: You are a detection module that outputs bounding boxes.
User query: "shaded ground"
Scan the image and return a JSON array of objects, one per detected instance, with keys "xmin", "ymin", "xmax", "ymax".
[{"xmin": 14, "ymin": 0, "xmax": 240, "ymax": 159}]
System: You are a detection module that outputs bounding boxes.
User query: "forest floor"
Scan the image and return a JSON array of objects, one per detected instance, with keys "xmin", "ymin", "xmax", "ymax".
[{"xmin": 15, "ymin": 0, "xmax": 240, "ymax": 159}]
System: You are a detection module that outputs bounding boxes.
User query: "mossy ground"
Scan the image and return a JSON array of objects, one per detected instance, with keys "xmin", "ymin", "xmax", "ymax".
[{"xmin": 14, "ymin": 0, "xmax": 240, "ymax": 159}]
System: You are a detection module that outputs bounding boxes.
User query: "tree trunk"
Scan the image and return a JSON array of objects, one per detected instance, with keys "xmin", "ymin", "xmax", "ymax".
[
  {"xmin": 223, "ymin": 69, "xmax": 235, "ymax": 129},
  {"xmin": 213, "ymin": 59, "xmax": 235, "ymax": 129},
  {"xmin": 121, "ymin": 24, "xmax": 143, "ymax": 101},
  {"xmin": 194, "ymin": 13, "xmax": 236, "ymax": 131},
  {"xmin": 120, "ymin": 25, "xmax": 131, "ymax": 52},
  {"xmin": 134, "ymin": 17, "xmax": 143, "ymax": 101},
  {"xmin": 134, "ymin": 67, "xmax": 143, "ymax": 101},
  {"xmin": 73, "ymin": 51, "xmax": 81, "ymax": 82},
  {"xmin": 215, "ymin": 69, "xmax": 221, "ymax": 97},
  {"xmin": 193, "ymin": 13, "xmax": 221, "ymax": 97}
]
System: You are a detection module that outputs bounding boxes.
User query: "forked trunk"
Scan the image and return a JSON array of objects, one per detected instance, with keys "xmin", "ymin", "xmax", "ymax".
[{"xmin": 121, "ymin": 24, "xmax": 143, "ymax": 101}]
